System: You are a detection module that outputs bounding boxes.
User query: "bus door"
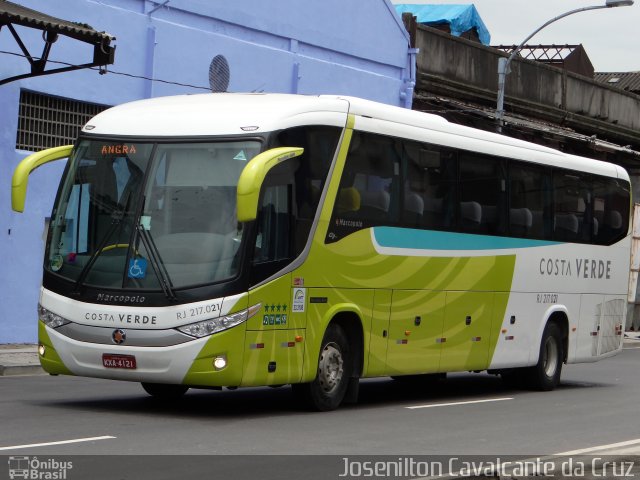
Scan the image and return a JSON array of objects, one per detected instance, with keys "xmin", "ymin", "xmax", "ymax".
[
  {"xmin": 242, "ymin": 179, "xmax": 305, "ymax": 386},
  {"xmin": 385, "ymin": 290, "xmax": 446, "ymax": 375}
]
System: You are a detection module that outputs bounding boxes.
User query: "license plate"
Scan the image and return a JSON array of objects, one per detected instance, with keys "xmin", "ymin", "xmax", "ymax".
[{"xmin": 102, "ymin": 354, "xmax": 137, "ymax": 370}]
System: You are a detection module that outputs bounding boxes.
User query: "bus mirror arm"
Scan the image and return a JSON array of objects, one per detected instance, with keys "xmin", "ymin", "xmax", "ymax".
[
  {"xmin": 12, "ymin": 145, "xmax": 73, "ymax": 213},
  {"xmin": 236, "ymin": 146, "xmax": 304, "ymax": 222}
]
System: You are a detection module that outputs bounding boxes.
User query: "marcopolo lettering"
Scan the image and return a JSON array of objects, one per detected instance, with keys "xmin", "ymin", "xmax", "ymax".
[
  {"xmin": 97, "ymin": 293, "xmax": 146, "ymax": 304},
  {"xmin": 539, "ymin": 258, "xmax": 611, "ymax": 279},
  {"xmin": 336, "ymin": 218, "xmax": 363, "ymax": 228}
]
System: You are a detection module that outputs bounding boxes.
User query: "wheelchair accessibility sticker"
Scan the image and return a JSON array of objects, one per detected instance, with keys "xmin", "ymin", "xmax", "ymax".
[{"xmin": 128, "ymin": 258, "xmax": 148, "ymax": 279}]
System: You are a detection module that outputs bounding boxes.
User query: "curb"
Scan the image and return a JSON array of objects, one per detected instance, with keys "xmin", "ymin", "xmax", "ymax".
[
  {"xmin": 0, "ymin": 364, "xmax": 45, "ymax": 376},
  {"xmin": 623, "ymin": 333, "xmax": 640, "ymax": 349},
  {"xmin": 0, "ymin": 345, "xmax": 44, "ymax": 376}
]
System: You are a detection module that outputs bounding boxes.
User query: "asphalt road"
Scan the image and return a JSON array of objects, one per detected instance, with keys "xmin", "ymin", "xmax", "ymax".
[{"xmin": 1, "ymin": 348, "xmax": 640, "ymax": 479}]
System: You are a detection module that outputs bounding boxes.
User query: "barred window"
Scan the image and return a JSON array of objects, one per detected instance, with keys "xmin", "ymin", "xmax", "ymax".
[{"xmin": 16, "ymin": 90, "xmax": 109, "ymax": 152}]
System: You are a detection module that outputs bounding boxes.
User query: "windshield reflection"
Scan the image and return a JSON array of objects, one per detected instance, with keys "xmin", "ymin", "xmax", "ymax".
[{"xmin": 46, "ymin": 139, "xmax": 261, "ymax": 290}]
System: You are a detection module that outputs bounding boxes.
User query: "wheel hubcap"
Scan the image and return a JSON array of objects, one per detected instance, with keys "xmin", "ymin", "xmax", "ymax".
[
  {"xmin": 543, "ymin": 337, "xmax": 559, "ymax": 378},
  {"xmin": 317, "ymin": 343, "xmax": 344, "ymax": 394}
]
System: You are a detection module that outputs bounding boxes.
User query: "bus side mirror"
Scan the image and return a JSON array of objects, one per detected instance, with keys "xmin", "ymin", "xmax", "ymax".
[
  {"xmin": 12, "ymin": 145, "xmax": 74, "ymax": 213},
  {"xmin": 236, "ymin": 146, "xmax": 304, "ymax": 222}
]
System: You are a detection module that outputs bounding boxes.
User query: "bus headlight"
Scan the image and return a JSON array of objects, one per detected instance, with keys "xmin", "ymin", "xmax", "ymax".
[
  {"xmin": 177, "ymin": 303, "xmax": 261, "ymax": 338},
  {"xmin": 38, "ymin": 304, "xmax": 71, "ymax": 329}
]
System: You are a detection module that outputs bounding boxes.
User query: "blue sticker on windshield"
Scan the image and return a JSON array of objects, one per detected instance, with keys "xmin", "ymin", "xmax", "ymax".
[{"xmin": 128, "ymin": 258, "xmax": 148, "ymax": 279}]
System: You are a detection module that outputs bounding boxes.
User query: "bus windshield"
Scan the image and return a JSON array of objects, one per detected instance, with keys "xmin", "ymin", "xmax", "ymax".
[{"xmin": 46, "ymin": 139, "xmax": 261, "ymax": 291}]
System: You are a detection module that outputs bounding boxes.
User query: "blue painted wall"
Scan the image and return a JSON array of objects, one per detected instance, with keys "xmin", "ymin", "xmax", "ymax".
[{"xmin": 0, "ymin": 0, "xmax": 413, "ymax": 342}]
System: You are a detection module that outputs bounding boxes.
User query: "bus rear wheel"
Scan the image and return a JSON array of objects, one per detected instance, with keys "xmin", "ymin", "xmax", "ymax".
[
  {"xmin": 292, "ymin": 324, "xmax": 351, "ymax": 411},
  {"xmin": 525, "ymin": 322, "xmax": 564, "ymax": 391},
  {"xmin": 141, "ymin": 382, "xmax": 189, "ymax": 399}
]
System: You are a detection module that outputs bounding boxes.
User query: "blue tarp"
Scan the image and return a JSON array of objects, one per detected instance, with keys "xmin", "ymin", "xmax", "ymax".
[{"xmin": 394, "ymin": 4, "xmax": 490, "ymax": 45}]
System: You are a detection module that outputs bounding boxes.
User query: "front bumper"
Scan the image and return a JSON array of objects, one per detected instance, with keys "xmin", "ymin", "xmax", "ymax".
[{"xmin": 39, "ymin": 321, "xmax": 246, "ymax": 387}]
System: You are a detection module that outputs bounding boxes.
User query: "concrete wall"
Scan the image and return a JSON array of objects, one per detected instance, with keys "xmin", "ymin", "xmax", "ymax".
[
  {"xmin": 565, "ymin": 76, "xmax": 640, "ymax": 132},
  {"xmin": 0, "ymin": 0, "xmax": 412, "ymax": 342},
  {"xmin": 414, "ymin": 24, "xmax": 640, "ymax": 146}
]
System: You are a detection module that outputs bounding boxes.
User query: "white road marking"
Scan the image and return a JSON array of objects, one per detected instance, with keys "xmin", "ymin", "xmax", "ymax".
[
  {"xmin": 0, "ymin": 435, "xmax": 116, "ymax": 451},
  {"xmin": 406, "ymin": 397, "xmax": 514, "ymax": 409},
  {"xmin": 555, "ymin": 438, "xmax": 640, "ymax": 455}
]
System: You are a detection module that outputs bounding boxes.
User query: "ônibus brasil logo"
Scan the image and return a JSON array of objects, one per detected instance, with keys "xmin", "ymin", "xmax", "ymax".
[{"xmin": 8, "ymin": 456, "xmax": 73, "ymax": 479}]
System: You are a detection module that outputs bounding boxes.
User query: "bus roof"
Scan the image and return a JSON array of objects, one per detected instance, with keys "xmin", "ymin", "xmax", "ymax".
[
  {"xmin": 339, "ymin": 95, "xmax": 626, "ymax": 181},
  {"xmin": 83, "ymin": 93, "xmax": 627, "ymax": 181},
  {"xmin": 83, "ymin": 93, "xmax": 351, "ymax": 137}
]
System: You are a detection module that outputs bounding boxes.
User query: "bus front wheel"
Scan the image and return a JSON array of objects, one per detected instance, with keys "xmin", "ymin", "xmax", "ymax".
[
  {"xmin": 526, "ymin": 322, "xmax": 564, "ymax": 391},
  {"xmin": 292, "ymin": 324, "xmax": 351, "ymax": 411},
  {"xmin": 141, "ymin": 382, "xmax": 189, "ymax": 399}
]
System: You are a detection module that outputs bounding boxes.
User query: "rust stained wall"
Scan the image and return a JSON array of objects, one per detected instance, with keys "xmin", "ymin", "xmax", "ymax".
[
  {"xmin": 565, "ymin": 76, "xmax": 640, "ymax": 131},
  {"xmin": 414, "ymin": 24, "xmax": 640, "ymax": 141}
]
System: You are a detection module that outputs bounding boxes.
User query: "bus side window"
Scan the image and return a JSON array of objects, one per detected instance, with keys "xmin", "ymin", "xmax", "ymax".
[
  {"xmin": 349, "ymin": 134, "xmax": 398, "ymax": 224},
  {"xmin": 274, "ymin": 126, "xmax": 341, "ymax": 254},
  {"xmin": 254, "ymin": 184, "xmax": 291, "ymax": 264},
  {"xmin": 592, "ymin": 177, "xmax": 630, "ymax": 245},
  {"xmin": 553, "ymin": 172, "xmax": 591, "ymax": 243},
  {"xmin": 509, "ymin": 162, "xmax": 551, "ymax": 240},
  {"xmin": 326, "ymin": 131, "xmax": 400, "ymax": 243},
  {"xmin": 251, "ymin": 161, "xmax": 295, "ymax": 285},
  {"xmin": 459, "ymin": 153, "xmax": 506, "ymax": 236},
  {"xmin": 401, "ymin": 141, "xmax": 456, "ymax": 231}
]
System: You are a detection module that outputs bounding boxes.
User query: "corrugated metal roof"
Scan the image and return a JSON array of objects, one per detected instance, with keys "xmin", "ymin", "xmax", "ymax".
[
  {"xmin": 0, "ymin": 0, "xmax": 114, "ymax": 43},
  {"xmin": 594, "ymin": 72, "xmax": 640, "ymax": 93},
  {"xmin": 413, "ymin": 91, "xmax": 640, "ymax": 160}
]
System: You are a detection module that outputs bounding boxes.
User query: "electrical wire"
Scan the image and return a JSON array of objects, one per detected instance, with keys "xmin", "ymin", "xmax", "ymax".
[
  {"xmin": 0, "ymin": 49, "xmax": 211, "ymax": 91},
  {"xmin": 0, "ymin": 50, "xmax": 506, "ymax": 106},
  {"xmin": 417, "ymin": 108, "xmax": 492, "ymax": 114}
]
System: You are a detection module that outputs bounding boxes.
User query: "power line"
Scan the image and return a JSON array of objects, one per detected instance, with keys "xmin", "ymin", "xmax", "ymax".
[
  {"xmin": 417, "ymin": 108, "xmax": 491, "ymax": 114},
  {"xmin": 0, "ymin": 50, "xmax": 211, "ymax": 91}
]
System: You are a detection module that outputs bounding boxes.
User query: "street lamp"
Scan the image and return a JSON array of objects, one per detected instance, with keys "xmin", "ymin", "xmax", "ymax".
[{"xmin": 495, "ymin": 0, "xmax": 634, "ymax": 133}]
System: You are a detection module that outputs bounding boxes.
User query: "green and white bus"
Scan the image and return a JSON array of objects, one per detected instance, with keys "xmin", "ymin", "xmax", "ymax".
[{"xmin": 13, "ymin": 94, "xmax": 631, "ymax": 410}]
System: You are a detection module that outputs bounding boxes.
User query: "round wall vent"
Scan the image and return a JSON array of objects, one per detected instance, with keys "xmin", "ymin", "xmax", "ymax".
[{"xmin": 209, "ymin": 55, "xmax": 230, "ymax": 92}]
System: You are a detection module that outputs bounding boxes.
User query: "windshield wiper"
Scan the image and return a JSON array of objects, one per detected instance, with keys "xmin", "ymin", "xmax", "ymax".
[
  {"xmin": 72, "ymin": 209, "xmax": 125, "ymax": 294},
  {"xmin": 135, "ymin": 222, "xmax": 177, "ymax": 301}
]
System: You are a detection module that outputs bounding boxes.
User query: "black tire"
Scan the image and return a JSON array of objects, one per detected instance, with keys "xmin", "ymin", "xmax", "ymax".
[
  {"xmin": 525, "ymin": 322, "xmax": 564, "ymax": 391},
  {"xmin": 141, "ymin": 382, "xmax": 189, "ymax": 399},
  {"xmin": 292, "ymin": 324, "xmax": 351, "ymax": 411}
]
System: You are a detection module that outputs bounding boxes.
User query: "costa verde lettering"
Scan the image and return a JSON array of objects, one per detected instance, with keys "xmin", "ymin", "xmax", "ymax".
[
  {"xmin": 539, "ymin": 258, "xmax": 611, "ymax": 279},
  {"xmin": 84, "ymin": 312, "xmax": 157, "ymax": 325}
]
